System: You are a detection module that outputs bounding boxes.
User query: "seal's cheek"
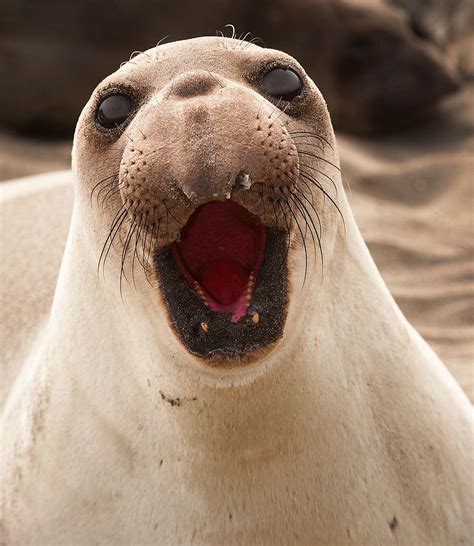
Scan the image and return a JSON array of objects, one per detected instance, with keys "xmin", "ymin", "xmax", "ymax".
[{"xmin": 154, "ymin": 201, "xmax": 288, "ymax": 362}]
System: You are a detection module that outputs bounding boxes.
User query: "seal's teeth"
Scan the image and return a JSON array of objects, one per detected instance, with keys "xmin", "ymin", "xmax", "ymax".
[
  {"xmin": 200, "ymin": 322, "xmax": 209, "ymax": 334},
  {"xmin": 251, "ymin": 311, "xmax": 260, "ymax": 325},
  {"xmin": 193, "ymin": 280, "xmax": 209, "ymax": 306},
  {"xmin": 246, "ymin": 273, "xmax": 255, "ymax": 299}
]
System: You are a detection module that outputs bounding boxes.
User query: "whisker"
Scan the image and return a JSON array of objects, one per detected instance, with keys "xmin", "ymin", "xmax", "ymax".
[
  {"xmin": 114, "ymin": 122, "xmax": 134, "ymax": 142},
  {"xmin": 270, "ymin": 101, "xmax": 291, "ymax": 125},
  {"xmin": 292, "ymin": 188, "xmax": 324, "ymax": 274},
  {"xmin": 295, "ymin": 186, "xmax": 322, "ymax": 236},
  {"xmin": 140, "ymin": 215, "xmax": 151, "ymax": 268},
  {"xmin": 297, "ymin": 150, "xmax": 341, "ymax": 173},
  {"xmin": 145, "ymin": 221, "xmax": 161, "ymax": 285},
  {"xmin": 288, "ymin": 134, "xmax": 324, "ymax": 152},
  {"xmin": 98, "ymin": 207, "xmax": 127, "ymax": 276},
  {"xmin": 239, "ymin": 31, "xmax": 252, "ymax": 45},
  {"xmin": 298, "ymin": 168, "xmax": 345, "ymax": 231},
  {"xmin": 134, "ymin": 124, "xmax": 147, "ymax": 140},
  {"xmin": 282, "ymin": 196, "xmax": 309, "ymax": 286},
  {"xmin": 245, "ymin": 36, "xmax": 265, "ymax": 48},
  {"xmin": 288, "ymin": 129, "xmax": 334, "ymax": 151},
  {"xmin": 285, "ymin": 174, "xmax": 323, "ymax": 236},
  {"xmin": 156, "ymin": 35, "xmax": 170, "ymax": 47},
  {"xmin": 98, "ymin": 181, "xmax": 124, "ymax": 210},
  {"xmin": 225, "ymin": 24, "xmax": 237, "ymax": 40},
  {"xmin": 298, "ymin": 159, "xmax": 338, "ymax": 195},
  {"xmin": 90, "ymin": 173, "xmax": 119, "ymax": 205},
  {"xmin": 207, "ymin": 70, "xmax": 224, "ymax": 89},
  {"xmin": 131, "ymin": 214, "xmax": 144, "ymax": 287},
  {"xmin": 119, "ymin": 222, "xmax": 138, "ymax": 299},
  {"xmin": 273, "ymin": 187, "xmax": 293, "ymax": 267}
]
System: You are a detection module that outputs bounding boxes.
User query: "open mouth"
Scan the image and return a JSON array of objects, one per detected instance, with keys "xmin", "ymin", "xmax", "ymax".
[
  {"xmin": 172, "ymin": 201, "xmax": 266, "ymax": 322},
  {"xmin": 154, "ymin": 200, "xmax": 289, "ymax": 360}
]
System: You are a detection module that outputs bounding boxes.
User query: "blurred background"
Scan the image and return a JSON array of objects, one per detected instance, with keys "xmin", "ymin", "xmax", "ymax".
[{"xmin": 1, "ymin": 0, "xmax": 473, "ymax": 399}]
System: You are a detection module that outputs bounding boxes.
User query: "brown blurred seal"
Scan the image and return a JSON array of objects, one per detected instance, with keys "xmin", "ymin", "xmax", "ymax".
[{"xmin": 258, "ymin": 0, "xmax": 460, "ymax": 133}]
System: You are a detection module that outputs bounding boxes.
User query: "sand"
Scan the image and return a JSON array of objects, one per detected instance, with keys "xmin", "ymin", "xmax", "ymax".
[
  {"xmin": 340, "ymin": 85, "xmax": 474, "ymax": 401},
  {"xmin": 1, "ymin": 86, "xmax": 472, "ymax": 402},
  {"xmin": 0, "ymin": 131, "xmax": 71, "ymax": 181}
]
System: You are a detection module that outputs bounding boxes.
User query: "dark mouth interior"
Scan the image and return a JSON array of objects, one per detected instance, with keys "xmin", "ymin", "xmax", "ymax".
[
  {"xmin": 155, "ymin": 200, "xmax": 288, "ymax": 359},
  {"xmin": 172, "ymin": 201, "xmax": 266, "ymax": 322}
]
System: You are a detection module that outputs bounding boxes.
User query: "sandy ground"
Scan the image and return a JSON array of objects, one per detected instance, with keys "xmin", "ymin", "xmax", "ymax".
[
  {"xmin": 0, "ymin": 132, "xmax": 71, "ymax": 180},
  {"xmin": 1, "ymin": 87, "xmax": 472, "ymax": 402},
  {"xmin": 340, "ymin": 85, "xmax": 474, "ymax": 401}
]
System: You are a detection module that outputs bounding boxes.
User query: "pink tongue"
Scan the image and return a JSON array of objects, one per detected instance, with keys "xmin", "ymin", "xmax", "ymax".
[{"xmin": 199, "ymin": 259, "xmax": 249, "ymax": 305}]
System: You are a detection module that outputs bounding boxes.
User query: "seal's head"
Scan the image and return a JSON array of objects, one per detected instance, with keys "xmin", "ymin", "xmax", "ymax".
[{"xmin": 73, "ymin": 37, "xmax": 342, "ymax": 366}]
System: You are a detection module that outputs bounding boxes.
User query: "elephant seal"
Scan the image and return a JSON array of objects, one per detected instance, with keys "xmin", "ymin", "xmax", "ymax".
[{"xmin": 1, "ymin": 37, "xmax": 472, "ymax": 545}]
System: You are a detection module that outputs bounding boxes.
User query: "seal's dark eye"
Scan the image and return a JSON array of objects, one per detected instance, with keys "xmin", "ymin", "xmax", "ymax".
[
  {"xmin": 96, "ymin": 93, "xmax": 133, "ymax": 129},
  {"xmin": 262, "ymin": 68, "xmax": 303, "ymax": 101}
]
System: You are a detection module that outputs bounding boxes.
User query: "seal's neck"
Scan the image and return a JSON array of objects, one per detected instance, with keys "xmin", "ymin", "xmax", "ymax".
[{"xmin": 33, "ymin": 200, "xmax": 421, "ymax": 446}]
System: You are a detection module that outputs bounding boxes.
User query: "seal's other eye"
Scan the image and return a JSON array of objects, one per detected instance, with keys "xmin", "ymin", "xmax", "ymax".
[
  {"xmin": 96, "ymin": 93, "xmax": 133, "ymax": 129},
  {"xmin": 262, "ymin": 68, "xmax": 303, "ymax": 101}
]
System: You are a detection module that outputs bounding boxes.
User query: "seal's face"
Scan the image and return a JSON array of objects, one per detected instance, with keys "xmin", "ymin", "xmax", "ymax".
[{"xmin": 74, "ymin": 37, "xmax": 340, "ymax": 363}]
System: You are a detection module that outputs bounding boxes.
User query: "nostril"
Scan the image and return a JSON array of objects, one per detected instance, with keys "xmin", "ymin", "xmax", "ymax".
[{"xmin": 172, "ymin": 72, "xmax": 222, "ymax": 99}]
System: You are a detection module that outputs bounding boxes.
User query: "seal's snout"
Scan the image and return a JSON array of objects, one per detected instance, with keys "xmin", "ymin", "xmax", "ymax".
[{"xmin": 119, "ymin": 72, "xmax": 299, "ymax": 244}]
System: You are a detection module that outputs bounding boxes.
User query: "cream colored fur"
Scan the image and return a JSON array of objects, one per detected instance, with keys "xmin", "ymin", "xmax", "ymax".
[{"xmin": 1, "ymin": 37, "xmax": 472, "ymax": 545}]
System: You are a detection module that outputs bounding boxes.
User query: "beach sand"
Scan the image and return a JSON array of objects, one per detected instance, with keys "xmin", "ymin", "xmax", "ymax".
[{"xmin": 340, "ymin": 85, "xmax": 473, "ymax": 401}]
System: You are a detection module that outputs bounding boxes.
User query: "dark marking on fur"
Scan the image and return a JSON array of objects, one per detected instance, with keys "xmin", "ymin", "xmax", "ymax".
[
  {"xmin": 159, "ymin": 391, "xmax": 197, "ymax": 406},
  {"xmin": 159, "ymin": 390, "xmax": 182, "ymax": 407}
]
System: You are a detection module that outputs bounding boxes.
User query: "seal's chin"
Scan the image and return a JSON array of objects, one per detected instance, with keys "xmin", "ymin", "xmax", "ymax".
[{"xmin": 154, "ymin": 201, "xmax": 288, "ymax": 361}]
